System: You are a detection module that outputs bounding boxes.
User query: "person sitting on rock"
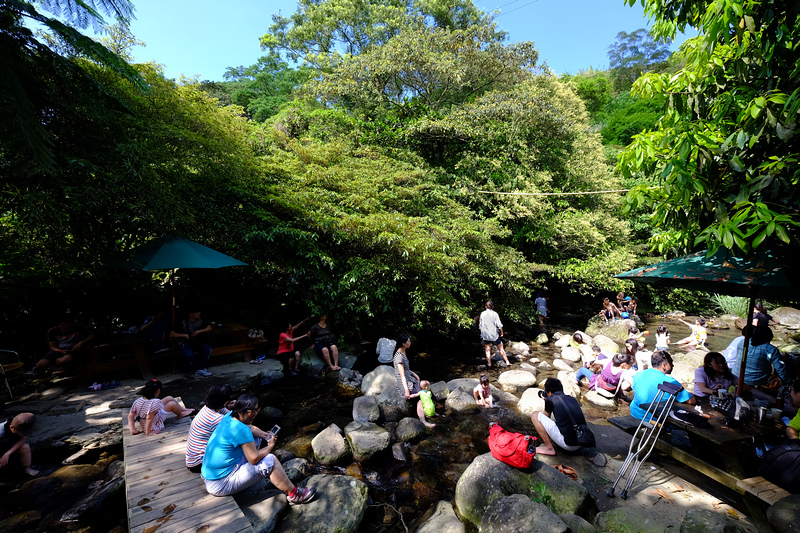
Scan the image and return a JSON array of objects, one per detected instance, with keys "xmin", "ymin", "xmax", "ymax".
[
  {"xmin": 530, "ymin": 378, "xmax": 587, "ymax": 456},
  {"xmin": 201, "ymin": 393, "xmax": 316, "ymax": 503},
  {"xmin": 675, "ymin": 318, "xmax": 707, "ymax": 349},
  {"xmin": 473, "ymin": 374, "xmax": 494, "ymax": 409},
  {"xmin": 128, "ymin": 379, "xmax": 194, "ymax": 436},
  {"xmin": 185, "ymin": 384, "xmax": 270, "ymax": 473},
  {"xmin": 630, "ymin": 350, "xmax": 695, "ymax": 421},
  {"xmin": 599, "ymin": 298, "xmax": 621, "ymax": 325},
  {"xmin": 0, "ymin": 413, "xmax": 38, "ymax": 476},
  {"xmin": 584, "ymin": 352, "xmax": 634, "ymax": 399},
  {"xmin": 575, "ymin": 346, "xmax": 610, "ymax": 387}
]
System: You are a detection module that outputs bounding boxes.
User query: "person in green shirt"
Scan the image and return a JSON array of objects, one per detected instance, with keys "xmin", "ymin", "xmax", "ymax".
[{"xmin": 787, "ymin": 379, "xmax": 800, "ymax": 440}]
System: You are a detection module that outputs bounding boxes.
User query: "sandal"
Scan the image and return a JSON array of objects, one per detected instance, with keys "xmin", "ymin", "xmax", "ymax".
[
  {"xmin": 555, "ymin": 464, "xmax": 578, "ymax": 481},
  {"xmin": 108, "ymin": 380, "xmax": 119, "ymax": 389}
]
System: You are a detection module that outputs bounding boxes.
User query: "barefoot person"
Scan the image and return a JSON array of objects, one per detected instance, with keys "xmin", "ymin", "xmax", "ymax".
[
  {"xmin": 473, "ymin": 374, "xmax": 494, "ymax": 409},
  {"xmin": 309, "ymin": 313, "xmax": 340, "ymax": 371},
  {"xmin": 479, "ymin": 301, "xmax": 510, "ymax": 367},
  {"xmin": 393, "ymin": 333, "xmax": 435, "ymax": 428},
  {"xmin": 675, "ymin": 318, "xmax": 707, "ymax": 349},
  {"xmin": 0, "ymin": 413, "xmax": 38, "ymax": 476},
  {"xmin": 277, "ymin": 318, "xmax": 309, "ymax": 375},
  {"xmin": 530, "ymin": 378, "xmax": 587, "ymax": 456},
  {"xmin": 128, "ymin": 379, "xmax": 194, "ymax": 436}
]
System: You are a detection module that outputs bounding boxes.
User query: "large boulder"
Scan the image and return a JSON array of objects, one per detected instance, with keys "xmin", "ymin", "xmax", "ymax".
[
  {"xmin": 352, "ymin": 395, "xmax": 380, "ymax": 423},
  {"xmin": 396, "ymin": 417, "xmax": 426, "ymax": 442},
  {"xmin": 561, "ymin": 346, "xmax": 582, "ymax": 363},
  {"xmin": 582, "ymin": 390, "xmax": 618, "ymax": 411},
  {"xmin": 447, "ymin": 378, "xmax": 479, "ymax": 392},
  {"xmin": 282, "ymin": 458, "xmax": 312, "ymax": 483},
  {"xmin": 453, "ymin": 453, "xmax": 597, "ymax": 528},
  {"xmin": 771, "ymin": 307, "xmax": 800, "ymax": 327},
  {"xmin": 277, "ymin": 474, "xmax": 368, "ymax": 533},
  {"xmin": 593, "ymin": 507, "xmax": 679, "ymax": 533},
  {"xmin": 497, "ymin": 370, "xmax": 537, "ymax": 393},
  {"xmin": 535, "ymin": 333, "xmax": 549, "ymax": 345},
  {"xmin": 412, "ymin": 500, "xmax": 465, "ymax": 533},
  {"xmin": 445, "ymin": 387, "xmax": 479, "ymax": 413},
  {"xmin": 554, "ymin": 335, "xmax": 572, "ymax": 348},
  {"xmin": 505, "ymin": 341, "xmax": 530, "ymax": 357},
  {"xmin": 312, "ymin": 424, "xmax": 351, "ymax": 465},
  {"xmin": 343, "ymin": 421, "xmax": 390, "ymax": 462},
  {"xmin": 516, "ymin": 388, "xmax": 546, "ymax": 417},
  {"xmin": 361, "ymin": 366, "xmax": 407, "ymax": 422},
  {"xmin": 592, "ymin": 334, "xmax": 620, "ymax": 355},
  {"xmin": 767, "ymin": 494, "xmax": 800, "ymax": 533},
  {"xmin": 479, "ymin": 494, "xmax": 569, "ymax": 533},
  {"xmin": 430, "ymin": 381, "xmax": 450, "ymax": 401},
  {"xmin": 553, "ymin": 359, "xmax": 574, "ymax": 372},
  {"xmin": 517, "ymin": 363, "xmax": 539, "ymax": 376},
  {"xmin": 558, "ymin": 370, "xmax": 580, "ymax": 398},
  {"xmin": 679, "ymin": 509, "xmax": 751, "ymax": 533},
  {"xmin": 586, "ymin": 319, "xmax": 636, "ymax": 343}
]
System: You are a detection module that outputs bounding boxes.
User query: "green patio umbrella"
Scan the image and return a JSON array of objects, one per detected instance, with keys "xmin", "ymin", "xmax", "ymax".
[
  {"xmin": 115, "ymin": 235, "xmax": 247, "ymax": 324},
  {"xmin": 615, "ymin": 248, "xmax": 798, "ymax": 393}
]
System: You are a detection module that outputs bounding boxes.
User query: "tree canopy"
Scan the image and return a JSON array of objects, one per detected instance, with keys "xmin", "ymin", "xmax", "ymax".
[{"xmin": 618, "ymin": 0, "xmax": 800, "ymax": 254}]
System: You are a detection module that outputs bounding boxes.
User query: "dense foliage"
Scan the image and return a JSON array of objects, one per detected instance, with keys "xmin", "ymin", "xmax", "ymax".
[{"xmin": 619, "ymin": 0, "xmax": 800, "ymax": 255}]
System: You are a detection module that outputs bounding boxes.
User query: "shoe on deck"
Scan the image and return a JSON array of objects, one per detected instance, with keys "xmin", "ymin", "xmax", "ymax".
[
  {"xmin": 195, "ymin": 369, "xmax": 212, "ymax": 377},
  {"xmin": 287, "ymin": 486, "xmax": 316, "ymax": 505}
]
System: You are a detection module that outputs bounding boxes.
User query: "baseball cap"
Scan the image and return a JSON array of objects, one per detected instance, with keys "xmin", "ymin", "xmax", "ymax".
[{"xmin": 10, "ymin": 413, "xmax": 37, "ymax": 436}]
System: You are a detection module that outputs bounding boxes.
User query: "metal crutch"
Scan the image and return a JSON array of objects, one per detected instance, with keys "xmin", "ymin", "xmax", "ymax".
[{"xmin": 607, "ymin": 381, "xmax": 683, "ymax": 499}]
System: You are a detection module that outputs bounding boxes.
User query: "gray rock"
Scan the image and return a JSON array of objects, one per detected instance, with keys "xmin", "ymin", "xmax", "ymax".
[
  {"xmin": 497, "ymin": 370, "xmax": 537, "ymax": 393},
  {"xmin": 592, "ymin": 334, "xmax": 620, "ymax": 355},
  {"xmin": 771, "ymin": 307, "xmax": 800, "ymax": 327},
  {"xmin": 352, "ymin": 395, "xmax": 380, "ymax": 423},
  {"xmin": 518, "ymin": 362, "xmax": 539, "ymax": 376},
  {"xmin": 538, "ymin": 361, "xmax": 553, "ymax": 370},
  {"xmin": 554, "ymin": 335, "xmax": 571, "ymax": 348},
  {"xmin": 665, "ymin": 311, "xmax": 686, "ymax": 317},
  {"xmin": 767, "ymin": 494, "xmax": 800, "ymax": 533},
  {"xmin": 586, "ymin": 319, "xmax": 637, "ymax": 343},
  {"xmin": 282, "ymin": 458, "xmax": 312, "ymax": 483},
  {"xmin": 259, "ymin": 370, "xmax": 286, "ymax": 385},
  {"xmin": 480, "ymin": 494, "xmax": 569, "ymax": 533},
  {"xmin": 338, "ymin": 351, "xmax": 358, "ymax": 370},
  {"xmin": 454, "ymin": 453, "xmax": 597, "ymax": 528},
  {"xmin": 529, "ymin": 357, "xmax": 541, "ymax": 364},
  {"xmin": 447, "ymin": 378, "xmax": 479, "ymax": 392},
  {"xmin": 494, "ymin": 390, "xmax": 519, "ymax": 404},
  {"xmin": 396, "ymin": 417, "xmax": 426, "ymax": 442},
  {"xmin": 707, "ymin": 319, "xmax": 730, "ymax": 330},
  {"xmin": 105, "ymin": 460, "xmax": 125, "ymax": 481},
  {"xmin": 344, "ymin": 421, "xmax": 391, "ymax": 462},
  {"xmin": 559, "ymin": 513, "xmax": 597, "ymax": 533},
  {"xmin": 59, "ymin": 476, "xmax": 124, "ymax": 524},
  {"xmin": 412, "ymin": 500, "xmax": 465, "ymax": 533},
  {"xmin": 445, "ymin": 387, "xmax": 479, "ymax": 413},
  {"xmin": 553, "ymin": 359, "xmax": 574, "ymax": 372},
  {"xmin": 679, "ymin": 509, "xmax": 751, "ymax": 533},
  {"xmin": 558, "ymin": 370, "xmax": 580, "ymax": 398},
  {"xmin": 392, "ymin": 443, "xmax": 409, "ymax": 462},
  {"xmin": 535, "ymin": 333, "xmax": 549, "ymax": 344},
  {"xmin": 561, "ymin": 346, "xmax": 582, "ymax": 363},
  {"xmin": 311, "ymin": 424, "xmax": 351, "ymax": 465},
  {"xmin": 582, "ymin": 390, "xmax": 618, "ymax": 411},
  {"xmin": 237, "ymin": 488, "xmax": 287, "ymax": 533},
  {"xmin": 338, "ymin": 367, "xmax": 363, "ymax": 388},
  {"xmin": 278, "ymin": 474, "xmax": 368, "ymax": 533},
  {"xmin": 593, "ymin": 507, "xmax": 678, "ymax": 533},
  {"xmin": 505, "ymin": 341, "xmax": 530, "ymax": 357},
  {"xmin": 516, "ymin": 388, "xmax": 546, "ymax": 417},
  {"xmin": 361, "ymin": 366, "xmax": 408, "ymax": 422},
  {"xmin": 430, "ymin": 381, "xmax": 450, "ymax": 401}
]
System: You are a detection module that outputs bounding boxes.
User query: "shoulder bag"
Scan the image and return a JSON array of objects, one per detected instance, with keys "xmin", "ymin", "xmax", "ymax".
[{"xmin": 552, "ymin": 394, "xmax": 596, "ymax": 448}]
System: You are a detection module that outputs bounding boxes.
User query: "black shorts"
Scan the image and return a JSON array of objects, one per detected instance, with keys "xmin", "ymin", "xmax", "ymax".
[{"xmin": 482, "ymin": 338, "xmax": 502, "ymax": 346}]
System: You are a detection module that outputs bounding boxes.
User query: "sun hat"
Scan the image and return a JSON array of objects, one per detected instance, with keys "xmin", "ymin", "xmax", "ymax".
[{"xmin": 10, "ymin": 413, "xmax": 37, "ymax": 436}]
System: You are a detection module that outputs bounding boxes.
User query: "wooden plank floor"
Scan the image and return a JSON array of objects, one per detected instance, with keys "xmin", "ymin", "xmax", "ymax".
[{"xmin": 122, "ymin": 413, "xmax": 254, "ymax": 533}]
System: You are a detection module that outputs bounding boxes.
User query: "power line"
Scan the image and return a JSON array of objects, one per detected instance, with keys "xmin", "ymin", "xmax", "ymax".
[
  {"xmin": 494, "ymin": 0, "xmax": 523, "ymax": 10},
  {"xmin": 494, "ymin": 0, "xmax": 539, "ymax": 18},
  {"xmin": 478, "ymin": 188, "xmax": 633, "ymax": 196}
]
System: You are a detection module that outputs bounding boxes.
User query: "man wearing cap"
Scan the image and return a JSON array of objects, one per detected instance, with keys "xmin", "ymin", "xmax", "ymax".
[{"xmin": 0, "ymin": 413, "xmax": 38, "ymax": 476}]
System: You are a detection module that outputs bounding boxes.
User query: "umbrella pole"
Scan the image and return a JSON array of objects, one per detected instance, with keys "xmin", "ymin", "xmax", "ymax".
[
  {"xmin": 736, "ymin": 290, "xmax": 757, "ymax": 395},
  {"xmin": 171, "ymin": 269, "xmax": 176, "ymax": 329}
]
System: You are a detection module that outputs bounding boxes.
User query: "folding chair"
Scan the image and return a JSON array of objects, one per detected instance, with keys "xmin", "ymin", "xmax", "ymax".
[
  {"xmin": 607, "ymin": 381, "xmax": 683, "ymax": 499},
  {"xmin": 0, "ymin": 349, "xmax": 27, "ymax": 399}
]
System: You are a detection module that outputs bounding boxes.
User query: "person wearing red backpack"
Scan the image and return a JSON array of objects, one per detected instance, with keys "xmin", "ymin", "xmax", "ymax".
[{"xmin": 530, "ymin": 378, "xmax": 586, "ymax": 456}]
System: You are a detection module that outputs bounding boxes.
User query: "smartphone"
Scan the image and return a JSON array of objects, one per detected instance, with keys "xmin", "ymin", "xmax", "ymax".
[{"xmin": 269, "ymin": 424, "xmax": 280, "ymax": 437}]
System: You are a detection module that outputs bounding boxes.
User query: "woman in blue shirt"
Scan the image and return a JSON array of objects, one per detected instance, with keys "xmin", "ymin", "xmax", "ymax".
[{"xmin": 201, "ymin": 394, "xmax": 316, "ymax": 504}]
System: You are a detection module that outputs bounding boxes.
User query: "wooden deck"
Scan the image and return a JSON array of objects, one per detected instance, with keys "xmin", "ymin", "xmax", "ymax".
[{"xmin": 122, "ymin": 414, "xmax": 254, "ymax": 533}]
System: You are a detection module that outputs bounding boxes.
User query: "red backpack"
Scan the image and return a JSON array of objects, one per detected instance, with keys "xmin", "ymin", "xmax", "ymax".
[{"xmin": 487, "ymin": 423, "xmax": 536, "ymax": 468}]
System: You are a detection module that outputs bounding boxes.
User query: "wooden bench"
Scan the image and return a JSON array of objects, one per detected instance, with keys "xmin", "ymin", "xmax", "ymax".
[
  {"xmin": 737, "ymin": 477, "xmax": 790, "ymax": 505},
  {"xmin": 122, "ymin": 413, "xmax": 254, "ymax": 533}
]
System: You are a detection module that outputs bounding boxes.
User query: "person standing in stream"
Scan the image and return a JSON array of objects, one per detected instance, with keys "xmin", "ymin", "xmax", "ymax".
[{"xmin": 479, "ymin": 301, "xmax": 510, "ymax": 367}]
